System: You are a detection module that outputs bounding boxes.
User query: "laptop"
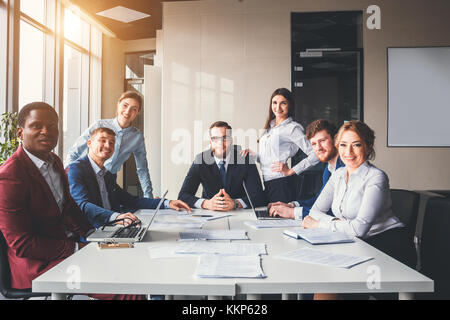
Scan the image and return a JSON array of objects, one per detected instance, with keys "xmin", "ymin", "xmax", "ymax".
[
  {"xmin": 242, "ymin": 182, "xmax": 284, "ymax": 220},
  {"xmin": 87, "ymin": 190, "xmax": 168, "ymax": 243}
]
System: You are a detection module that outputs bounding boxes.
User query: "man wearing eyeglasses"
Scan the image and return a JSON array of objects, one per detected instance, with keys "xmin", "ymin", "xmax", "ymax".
[
  {"xmin": 178, "ymin": 121, "xmax": 266, "ymax": 211},
  {"xmin": 67, "ymin": 127, "xmax": 191, "ymax": 229}
]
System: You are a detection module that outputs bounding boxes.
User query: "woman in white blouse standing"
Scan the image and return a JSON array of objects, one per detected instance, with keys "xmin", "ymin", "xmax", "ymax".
[
  {"xmin": 303, "ymin": 120, "xmax": 416, "ymax": 268},
  {"xmin": 245, "ymin": 88, "xmax": 319, "ymax": 203}
]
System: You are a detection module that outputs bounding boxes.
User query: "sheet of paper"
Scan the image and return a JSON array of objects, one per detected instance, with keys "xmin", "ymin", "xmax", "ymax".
[
  {"xmin": 179, "ymin": 229, "xmax": 248, "ymax": 241},
  {"xmin": 151, "ymin": 220, "xmax": 204, "ymax": 229},
  {"xmin": 174, "ymin": 242, "xmax": 267, "ymax": 256},
  {"xmin": 178, "ymin": 213, "xmax": 232, "ymax": 222},
  {"xmin": 283, "ymin": 228, "xmax": 354, "ymax": 244},
  {"xmin": 276, "ymin": 248, "xmax": 373, "ymax": 269},
  {"xmin": 244, "ymin": 219, "xmax": 302, "ymax": 229},
  {"xmin": 196, "ymin": 255, "xmax": 266, "ymax": 278},
  {"xmin": 140, "ymin": 209, "xmax": 189, "ymax": 216}
]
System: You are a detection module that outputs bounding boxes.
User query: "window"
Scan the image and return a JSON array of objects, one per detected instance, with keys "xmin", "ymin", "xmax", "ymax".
[
  {"xmin": 20, "ymin": 0, "xmax": 46, "ymax": 26},
  {"xmin": 62, "ymin": 8, "xmax": 102, "ymax": 162},
  {"xmin": 18, "ymin": 0, "xmax": 55, "ymax": 109},
  {"xmin": 19, "ymin": 20, "xmax": 45, "ymax": 108},
  {"xmin": 2, "ymin": 0, "xmax": 104, "ymax": 160}
]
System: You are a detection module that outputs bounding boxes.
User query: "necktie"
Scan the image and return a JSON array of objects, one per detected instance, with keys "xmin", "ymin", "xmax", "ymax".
[{"xmin": 219, "ymin": 160, "xmax": 226, "ymax": 187}]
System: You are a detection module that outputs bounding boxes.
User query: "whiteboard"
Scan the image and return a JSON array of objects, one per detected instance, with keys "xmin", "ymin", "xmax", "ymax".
[{"xmin": 387, "ymin": 47, "xmax": 450, "ymax": 147}]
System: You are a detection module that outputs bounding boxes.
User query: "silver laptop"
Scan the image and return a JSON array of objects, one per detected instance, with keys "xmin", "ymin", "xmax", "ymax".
[
  {"xmin": 242, "ymin": 182, "xmax": 284, "ymax": 220},
  {"xmin": 87, "ymin": 190, "xmax": 168, "ymax": 243}
]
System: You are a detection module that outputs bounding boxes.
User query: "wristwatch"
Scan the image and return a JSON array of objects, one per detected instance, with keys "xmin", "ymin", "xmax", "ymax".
[{"xmin": 234, "ymin": 199, "xmax": 240, "ymax": 209}]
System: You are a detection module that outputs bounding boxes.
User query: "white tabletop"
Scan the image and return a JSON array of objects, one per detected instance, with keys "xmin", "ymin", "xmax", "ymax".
[{"xmin": 32, "ymin": 209, "xmax": 433, "ymax": 298}]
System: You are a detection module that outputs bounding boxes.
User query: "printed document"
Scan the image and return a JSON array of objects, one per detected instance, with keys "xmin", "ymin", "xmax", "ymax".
[
  {"xmin": 179, "ymin": 229, "xmax": 248, "ymax": 241},
  {"xmin": 196, "ymin": 255, "xmax": 266, "ymax": 278},
  {"xmin": 277, "ymin": 248, "xmax": 373, "ymax": 269},
  {"xmin": 174, "ymin": 242, "xmax": 267, "ymax": 256},
  {"xmin": 245, "ymin": 219, "xmax": 302, "ymax": 229},
  {"xmin": 283, "ymin": 228, "xmax": 354, "ymax": 244}
]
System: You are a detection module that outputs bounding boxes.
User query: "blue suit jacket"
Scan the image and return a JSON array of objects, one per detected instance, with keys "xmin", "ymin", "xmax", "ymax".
[
  {"xmin": 68, "ymin": 155, "xmax": 163, "ymax": 228},
  {"xmin": 298, "ymin": 157, "xmax": 345, "ymax": 218},
  {"xmin": 178, "ymin": 145, "xmax": 266, "ymax": 208}
]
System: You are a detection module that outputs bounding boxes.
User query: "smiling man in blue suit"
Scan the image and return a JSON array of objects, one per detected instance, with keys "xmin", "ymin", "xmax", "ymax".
[{"xmin": 68, "ymin": 127, "xmax": 190, "ymax": 228}]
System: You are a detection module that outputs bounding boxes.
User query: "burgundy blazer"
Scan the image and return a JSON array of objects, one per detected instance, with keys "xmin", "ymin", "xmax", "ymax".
[{"xmin": 0, "ymin": 146, "xmax": 93, "ymax": 289}]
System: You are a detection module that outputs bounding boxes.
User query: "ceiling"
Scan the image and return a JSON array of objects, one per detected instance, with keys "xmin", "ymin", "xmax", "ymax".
[{"xmin": 71, "ymin": 0, "xmax": 193, "ymax": 40}]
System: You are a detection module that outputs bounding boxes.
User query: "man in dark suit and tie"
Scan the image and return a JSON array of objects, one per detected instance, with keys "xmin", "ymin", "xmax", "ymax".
[
  {"xmin": 178, "ymin": 121, "xmax": 266, "ymax": 211},
  {"xmin": 67, "ymin": 127, "xmax": 191, "ymax": 229}
]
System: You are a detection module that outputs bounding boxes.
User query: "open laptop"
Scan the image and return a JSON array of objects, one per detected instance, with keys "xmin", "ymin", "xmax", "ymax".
[
  {"xmin": 242, "ymin": 182, "xmax": 284, "ymax": 220},
  {"xmin": 87, "ymin": 190, "xmax": 168, "ymax": 243}
]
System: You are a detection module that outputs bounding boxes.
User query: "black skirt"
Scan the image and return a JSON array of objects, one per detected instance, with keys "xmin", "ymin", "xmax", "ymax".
[{"xmin": 264, "ymin": 175, "xmax": 298, "ymax": 204}]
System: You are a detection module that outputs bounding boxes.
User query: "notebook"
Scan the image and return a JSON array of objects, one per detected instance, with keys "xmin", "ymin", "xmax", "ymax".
[{"xmin": 283, "ymin": 228, "xmax": 354, "ymax": 245}]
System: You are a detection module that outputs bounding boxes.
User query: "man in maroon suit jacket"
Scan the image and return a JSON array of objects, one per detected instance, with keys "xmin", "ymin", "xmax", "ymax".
[{"xmin": 0, "ymin": 102, "xmax": 143, "ymax": 300}]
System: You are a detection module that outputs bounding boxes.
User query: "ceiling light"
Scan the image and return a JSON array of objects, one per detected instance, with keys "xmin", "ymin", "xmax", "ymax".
[{"xmin": 96, "ymin": 6, "xmax": 150, "ymax": 23}]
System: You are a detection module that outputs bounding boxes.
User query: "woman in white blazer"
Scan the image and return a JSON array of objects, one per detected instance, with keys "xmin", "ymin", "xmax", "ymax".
[
  {"xmin": 243, "ymin": 88, "xmax": 319, "ymax": 203},
  {"xmin": 304, "ymin": 120, "xmax": 416, "ymax": 268}
]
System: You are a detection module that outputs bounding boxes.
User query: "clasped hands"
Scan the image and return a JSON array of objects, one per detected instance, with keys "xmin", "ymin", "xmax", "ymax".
[{"xmin": 202, "ymin": 189, "xmax": 239, "ymax": 211}]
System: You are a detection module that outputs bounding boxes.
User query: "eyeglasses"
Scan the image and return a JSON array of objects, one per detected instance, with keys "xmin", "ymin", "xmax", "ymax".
[{"xmin": 210, "ymin": 136, "xmax": 232, "ymax": 143}]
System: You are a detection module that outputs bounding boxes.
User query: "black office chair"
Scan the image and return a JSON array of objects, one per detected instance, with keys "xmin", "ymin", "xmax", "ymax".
[
  {"xmin": 294, "ymin": 162, "xmax": 325, "ymax": 201},
  {"xmin": 390, "ymin": 189, "xmax": 420, "ymax": 242},
  {"xmin": 428, "ymin": 190, "xmax": 450, "ymax": 199},
  {"xmin": 0, "ymin": 230, "xmax": 50, "ymax": 300},
  {"xmin": 390, "ymin": 189, "xmax": 420, "ymax": 269},
  {"xmin": 418, "ymin": 197, "xmax": 450, "ymax": 299}
]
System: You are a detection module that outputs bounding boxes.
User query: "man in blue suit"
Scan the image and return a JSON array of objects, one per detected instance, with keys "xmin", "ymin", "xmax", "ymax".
[
  {"xmin": 178, "ymin": 121, "xmax": 266, "ymax": 211},
  {"xmin": 269, "ymin": 119, "xmax": 344, "ymax": 219},
  {"xmin": 68, "ymin": 127, "xmax": 190, "ymax": 228}
]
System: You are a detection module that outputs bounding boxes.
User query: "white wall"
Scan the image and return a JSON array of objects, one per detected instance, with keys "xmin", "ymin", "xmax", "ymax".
[{"xmin": 160, "ymin": 0, "xmax": 450, "ymax": 199}]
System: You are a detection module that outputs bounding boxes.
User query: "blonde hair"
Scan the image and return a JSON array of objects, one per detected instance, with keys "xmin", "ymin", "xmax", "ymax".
[{"xmin": 335, "ymin": 120, "xmax": 376, "ymax": 160}]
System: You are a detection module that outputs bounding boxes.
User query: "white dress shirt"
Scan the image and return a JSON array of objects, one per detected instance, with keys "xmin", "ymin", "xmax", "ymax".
[
  {"xmin": 309, "ymin": 161, "xmax": 403, "ymax": 239},
  {"xmin": 87, "ymin": 156, "xmax": 120, "ymax": 222},
  {"xmin": 24, "ymin": 148, "xmax": 65, "ymax": 212},
  {"xmin": 194, "ymin": 151, "xmax": 247, "ymax": 209},
  {"xmin": 258, "ymin": 117, "xmax": 319, "ymax": 182}
]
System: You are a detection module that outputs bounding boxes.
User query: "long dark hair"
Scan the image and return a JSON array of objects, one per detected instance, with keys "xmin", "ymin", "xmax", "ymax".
[{"xmin": 262, "ymin": 88, "xmax": 295, "ymax": 131}]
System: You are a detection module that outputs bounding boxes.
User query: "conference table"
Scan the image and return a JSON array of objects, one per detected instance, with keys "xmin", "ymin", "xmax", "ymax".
[{"xmin": 32, "ymin": 209, "xmax": 433, "ymax": 300}]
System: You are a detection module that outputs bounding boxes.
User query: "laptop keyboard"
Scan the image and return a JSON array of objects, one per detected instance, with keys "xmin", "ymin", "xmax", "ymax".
[
  {"xmin": 255, "ymin": 209, "xmax": 270, "ymax": 218},
  {"xmin": 114, "ymin": 227, "xmax": 141, "ymax": 239}
]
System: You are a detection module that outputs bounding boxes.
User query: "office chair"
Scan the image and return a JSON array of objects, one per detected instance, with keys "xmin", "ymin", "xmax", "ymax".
[
  {"xmin": 390, "ymin": 189, "xmax": 420, "ymax": 269},
  {"xmin": 295, "ymin": 162, "xmax": 325, "ymax": 200},
  {"xmin": 0, "ymin": 230, "xmax": 51, "ymax": 300},
  {"xmin": 428, "ymin": 190, "xmax": 450, "ymax": 199},
  {"xmin": 418, "ymin": 196, "xmax": 450, "ymax": 299}
]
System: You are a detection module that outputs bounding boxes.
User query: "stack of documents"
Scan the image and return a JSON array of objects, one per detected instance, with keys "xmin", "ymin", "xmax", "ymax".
[
  {"xmin": 179, "ymin": 229, "xmax": 248, "ymax": 241},
  {"xmin": 245, "ymin": 219, "xmax": 302, "ymax": 229},
  {"xmin": 196, "ymin": 255, "xmax": 266, "ymax": 278},
  {"xmin": 174, "ymin": 242, "xmax": 267, "ymax": 256},
  {"xmin": 276, "ymin": 248, "xmax": 373, "ymax": 269},
  {"xmin": 283, "ymin": 228, "xmax": 354, "ymax": 245}
]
